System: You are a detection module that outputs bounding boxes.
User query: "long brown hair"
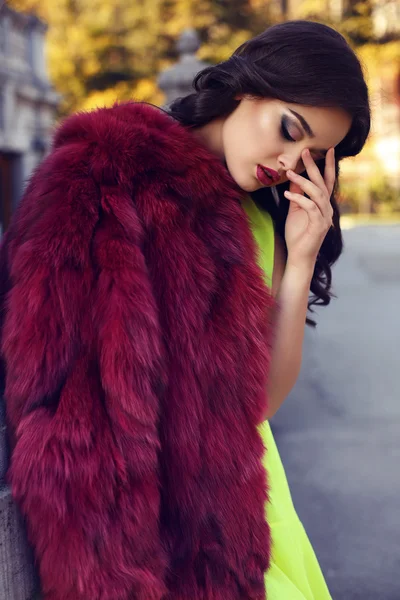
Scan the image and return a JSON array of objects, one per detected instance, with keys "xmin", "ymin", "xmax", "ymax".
[{"xmin": 167, "ymin": 20, "xmax": 371, "ymax": 326}]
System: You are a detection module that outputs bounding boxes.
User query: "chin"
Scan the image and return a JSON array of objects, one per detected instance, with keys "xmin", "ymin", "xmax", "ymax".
[
  {"xmin": 239, "ymin": 183, "xmax": 259, "ymax": 193},
  {"xmin": 225, "ymin": 163, "xmax": 255, "ymax": 193},
  {"xmin": 232, "ymin": 176, "xmax": 261, "ymax": 193}
]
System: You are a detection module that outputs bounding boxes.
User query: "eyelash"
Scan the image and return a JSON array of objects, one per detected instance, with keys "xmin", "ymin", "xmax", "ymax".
[{"xmin": 281, "ymin": 116, "xmax": 296, "ymax": 142}]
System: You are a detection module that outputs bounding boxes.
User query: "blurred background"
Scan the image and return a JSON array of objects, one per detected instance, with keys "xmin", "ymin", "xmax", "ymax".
[
  {"xmin": 0, "ymin": 1, "xmax": 399, "ymax": 599},
  {"xmin": 0, "ymin": 0, "xmax": 399, "ymax": 232}
]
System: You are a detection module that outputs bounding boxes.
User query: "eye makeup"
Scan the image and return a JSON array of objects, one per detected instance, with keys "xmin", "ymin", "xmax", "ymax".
[
  {"xmin": 288, "ymin": 109, "xmax": 329, "ymax": 158},
  {"xmin": 280, "ymin": 115, "xmax": 300, "ymax": 143},
  {"xmin": 281, "ymin": 114, "xmax": 328, "ymax": 160}
]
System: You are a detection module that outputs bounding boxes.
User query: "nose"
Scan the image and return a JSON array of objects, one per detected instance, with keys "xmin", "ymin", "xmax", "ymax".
[{"xmin": 278, "ymin": 151, "xmax": 303, "ymax": 174}]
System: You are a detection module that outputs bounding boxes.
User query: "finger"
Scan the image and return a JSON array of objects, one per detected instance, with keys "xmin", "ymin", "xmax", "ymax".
[
  {"xmin": 324, "ymin": 147, "xmax": 336, "ymax": 197},
  {"xmin": 286, "ymin": 170, "xmax": 332, "ymax": 220},
  {"xmin": 289, "ymin": 180, "xmax": 303, "ymax": 195},
  {"xmin": 302, "ymin": 148, "xmax": 326, "ymax": 189},
  {"xmin": 284, "ymin": 191, "xmax": 328, "ymax": 224}
]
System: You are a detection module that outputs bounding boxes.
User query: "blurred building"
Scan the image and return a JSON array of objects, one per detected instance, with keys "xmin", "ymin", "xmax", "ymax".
[
  {"xmin": 0, "ymin": 6, "xmax": 60, "ymax": 599},
  {"xmin": 0, "ymin": 4, "xmax": 60, "ymax": 236}
]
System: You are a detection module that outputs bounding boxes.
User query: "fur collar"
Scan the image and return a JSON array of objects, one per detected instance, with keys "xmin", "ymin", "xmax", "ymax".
[{"xmin": 0, "ymin": 101, "xmax": 276, "ymax": 599}]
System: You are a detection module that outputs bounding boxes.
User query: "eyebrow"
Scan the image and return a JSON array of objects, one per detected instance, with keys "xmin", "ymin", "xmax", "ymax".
[{"xmin": 288, "ymin": 109, "xmax": 328, "ymax": 157}]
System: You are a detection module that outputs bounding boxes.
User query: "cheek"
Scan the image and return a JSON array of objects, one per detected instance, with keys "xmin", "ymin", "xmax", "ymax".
[
  {"xmin": 256, "ymin": 116, "xmax": 278, "ymax": 159},
  {"xmin": 225, "ymin": 118, "xmax": 258, "ymax": 167},
  {"xmin": 224, "ymin": 113, "xmax": 249, "ymax": 152}
]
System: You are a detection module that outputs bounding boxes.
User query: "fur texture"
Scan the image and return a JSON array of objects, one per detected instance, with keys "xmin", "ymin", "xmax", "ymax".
[{"xmin": 0, "ymin": 102, "xmax": 276, "ymax": 599}]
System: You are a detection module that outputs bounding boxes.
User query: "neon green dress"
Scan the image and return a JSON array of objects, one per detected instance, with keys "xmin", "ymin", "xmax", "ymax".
[{"xmin": 241, "ymin": 195, "xmax": 332, "ymax": 600}]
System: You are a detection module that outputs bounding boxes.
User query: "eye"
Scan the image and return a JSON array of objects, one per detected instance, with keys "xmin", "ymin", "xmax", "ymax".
[{"xmin": 281, "ymin": 116, "xmax": 296, "ymax": 142}]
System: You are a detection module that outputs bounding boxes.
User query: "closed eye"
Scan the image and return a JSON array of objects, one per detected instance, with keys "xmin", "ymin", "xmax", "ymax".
[
  {"xmin": 282, "ymin": 113, "xmax": 328, "ymax": 160},
  {"xmin": 281, "ymin": 117, "xmax": 295, "ymax": 142}
]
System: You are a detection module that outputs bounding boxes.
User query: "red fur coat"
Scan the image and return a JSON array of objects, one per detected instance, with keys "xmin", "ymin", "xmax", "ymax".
[{"xmin": 0, "ymin": 102, "xmax": 276, "ymax": 599}]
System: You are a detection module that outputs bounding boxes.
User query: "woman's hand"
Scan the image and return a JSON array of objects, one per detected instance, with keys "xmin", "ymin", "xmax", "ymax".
[{"xmin": 283, "ymin": 147, "xmax": 335, "ymax": 270}]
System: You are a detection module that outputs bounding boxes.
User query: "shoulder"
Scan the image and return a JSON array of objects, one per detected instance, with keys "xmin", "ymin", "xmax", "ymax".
[
  {"xmin": 7, "ymin": 103, "xmax": 180, "ymax": 257},
  {"xmin": 51, "ymin": 102, "xmax": 189, "ymax": 184},
  {"xmin": 48, "ymin": 100, "xmax": 240, "ymax": 215},
  {"xmin": 53, "ymin": 102, "xmax": 176, "ymax": 151}
]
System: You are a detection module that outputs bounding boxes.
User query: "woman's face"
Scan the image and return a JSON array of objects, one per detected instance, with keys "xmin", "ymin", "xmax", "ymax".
[{"xmin": 220, "ymin": 96, "xmax": 352, "ymax": 192}]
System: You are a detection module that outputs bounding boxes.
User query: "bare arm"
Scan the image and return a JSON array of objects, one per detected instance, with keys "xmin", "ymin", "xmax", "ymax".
[
  {"xmin": 264, "ymin": 233, "xmax": 313, "ymax": 420},
  {"xmin": 264, "ymin": 147, "xmax": 336, "ymax": 420}
]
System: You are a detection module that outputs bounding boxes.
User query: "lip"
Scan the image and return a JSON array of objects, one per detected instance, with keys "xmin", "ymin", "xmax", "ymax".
[{"xmin": 256, "ymin": 165, "xmax": 280, "ymax": 186}]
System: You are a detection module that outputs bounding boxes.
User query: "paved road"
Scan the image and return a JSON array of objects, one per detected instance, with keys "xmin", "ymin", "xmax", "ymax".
[{"xmin": 271, "ymin": 224, "xmax": 400, "ymax": 600}]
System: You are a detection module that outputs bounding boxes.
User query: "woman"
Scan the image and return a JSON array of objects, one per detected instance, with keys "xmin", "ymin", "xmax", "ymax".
[{"xmin": 0, "ymin": 20, "xmax": 370, "ymax": 600}]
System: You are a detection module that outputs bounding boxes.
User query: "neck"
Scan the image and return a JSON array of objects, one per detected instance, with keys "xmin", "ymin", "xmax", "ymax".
[{"xmin": 190, "ymin": 118, "xmax": 226, "ymax": 162}]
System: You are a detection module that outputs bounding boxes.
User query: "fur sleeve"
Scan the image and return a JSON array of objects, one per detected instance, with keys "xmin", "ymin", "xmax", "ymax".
[{"xmin": 0, "ymin": 111, "xmax": 168, "ymax": 600}]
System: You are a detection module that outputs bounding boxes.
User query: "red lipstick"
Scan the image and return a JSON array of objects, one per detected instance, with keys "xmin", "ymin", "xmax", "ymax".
[{"xmin": 256, "ymin": 165, "xmax": 280, "ymax": 186}]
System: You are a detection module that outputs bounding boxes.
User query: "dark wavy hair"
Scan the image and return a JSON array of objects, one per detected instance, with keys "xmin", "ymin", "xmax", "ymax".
[{"xmin": 166, "ymin": 20, "xmax": 371, "ymax": 326}]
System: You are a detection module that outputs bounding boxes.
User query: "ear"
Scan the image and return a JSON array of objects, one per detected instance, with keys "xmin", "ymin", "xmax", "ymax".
[{"xmin": 234, "ymin": 94, "xmax": 244, "ymax": 101}]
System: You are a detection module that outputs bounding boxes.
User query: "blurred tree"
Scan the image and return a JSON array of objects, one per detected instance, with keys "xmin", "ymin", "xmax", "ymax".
[
  {"xmin": 341, "ymin": 0, "xmax": 374, "ymax": 46},
  {"xmin": 7, "ymin": 0, "xmax": 170, "ymax": 114},
  {"xmin": 293, "ymin": 0, "xmax": 375, "ymax": 45},
  {"xmin": 7, "ymin": 0, "xmax": 275, "ymax": 116}
]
